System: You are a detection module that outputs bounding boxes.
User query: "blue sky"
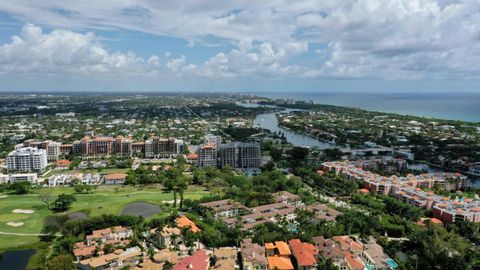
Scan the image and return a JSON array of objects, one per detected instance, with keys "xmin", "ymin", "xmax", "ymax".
[{"xmin": 0, "ymin": 1, "xmax": 479, "ymax": 92}]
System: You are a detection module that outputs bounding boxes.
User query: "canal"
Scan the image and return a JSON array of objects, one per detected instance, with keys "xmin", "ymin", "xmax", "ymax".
[
  {"xmin": 241, "ymin": 102, "xmax": 480, "ymax": 187},
  {"xmin": 238, "ymin": 102, "xmax": 338, "ymax": 149}
]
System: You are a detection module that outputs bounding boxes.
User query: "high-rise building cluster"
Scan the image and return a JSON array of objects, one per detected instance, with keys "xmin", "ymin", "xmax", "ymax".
[
  {"xmin": 217, "ymin": 142, "xmax": 262, "ymax": 169},
  {"xmin": 17, "ymin": 135, "xmax": 184, "ymax": 160},
  {"xmin": 197, "ymin": 135, "xmax": 262, "ymax": 169},
  {"xmin": 23, "ymin": 139, "xmax": 61, "ymax": 161},
  {"xmin": 145, "ymin": 137, "xmax": 184, "ymax": 158},
  {"xmin": 198, "ymin": 144, "xmax": 218, "ymax": 168},
  {"xmin": 72, "ymin": 136, "xmax": 133, "ymax": 157},
  {"xmin": 204, "ymin": 134, "xmax": 222, "ymax": 146}
]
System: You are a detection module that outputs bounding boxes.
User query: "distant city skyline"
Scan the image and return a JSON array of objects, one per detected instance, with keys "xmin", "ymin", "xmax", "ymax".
[{"xmin": 0, "ymin": 1, "xmax": 479, "ymax": 92}]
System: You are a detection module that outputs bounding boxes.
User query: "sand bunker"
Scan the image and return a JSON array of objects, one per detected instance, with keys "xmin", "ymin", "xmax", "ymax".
[
  {"xmin": 162, "ymin": 199, "xmax": 180, "ymax": 204},
  {"xmin": 12, "ymin": 209, "xmax": 34, "ymax": 214},
  {"xmin": 6, "ymin": 222, "xmax": 24, "ymax": 227}
]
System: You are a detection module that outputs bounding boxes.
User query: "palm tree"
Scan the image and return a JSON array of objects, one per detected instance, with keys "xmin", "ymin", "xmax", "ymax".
[
  {"xmin": 164, "ymin": 178, "xmax": 177, "ymax": 208},
  {"xmin": 163, "ymin": 261, "xmax": 174, "ymax": 270},
  {"xmin": 176, "ymin": 176, "xmax": 188, "ymax": 209}
]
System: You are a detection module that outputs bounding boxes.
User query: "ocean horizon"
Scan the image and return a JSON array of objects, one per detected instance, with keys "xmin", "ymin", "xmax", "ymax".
[{"xmin": 254, "ymin": 91, "xmax": 480, "ymax": 123}]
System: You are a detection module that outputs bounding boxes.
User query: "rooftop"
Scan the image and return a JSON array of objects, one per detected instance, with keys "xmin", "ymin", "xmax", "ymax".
[
  {"xmin": 172, "ymin": 250, "xmax": 209, "ymax": 270},
  {"xmin": 267, "ymin": 256, "xmax": 294, "ymax": 270},
  {"xmin": 176, "ymin": 216, "xmax": 201, "ymax": 233}
]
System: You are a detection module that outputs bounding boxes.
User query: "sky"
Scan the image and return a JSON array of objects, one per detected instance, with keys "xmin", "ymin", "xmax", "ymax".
[{"xmin": 0, "ymin": 1, "xmax": 479, "ymax": 93}]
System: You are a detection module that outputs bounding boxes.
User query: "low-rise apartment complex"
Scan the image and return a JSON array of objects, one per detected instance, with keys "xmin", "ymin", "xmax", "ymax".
[
  {"xmin": 322, "ymin": 160, "xmax": 474, "ymax": 224},
  {"xmin": 200, "ymin": 191, "xmax": 341, "ymax": 231}
]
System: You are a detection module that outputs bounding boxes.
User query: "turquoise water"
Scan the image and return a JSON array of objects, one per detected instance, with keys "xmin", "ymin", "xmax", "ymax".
[
  {"xmin": 386, "ymin": 259, "xmax": 399, "ymax": 268},
  {"xmin": 255, "ymin": 92, "xmax": 480, "ymax": 122}
]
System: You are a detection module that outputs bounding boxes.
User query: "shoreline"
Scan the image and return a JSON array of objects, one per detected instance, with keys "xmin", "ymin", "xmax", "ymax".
[{"xmin": 254, "ymin": 92, "xmax": 480, "ymax": 123}]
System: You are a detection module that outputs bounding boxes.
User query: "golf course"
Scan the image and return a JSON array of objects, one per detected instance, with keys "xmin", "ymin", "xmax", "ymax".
[{"xmin": 0, "ymin": 185, "xmax": 210, "ymax": 251}]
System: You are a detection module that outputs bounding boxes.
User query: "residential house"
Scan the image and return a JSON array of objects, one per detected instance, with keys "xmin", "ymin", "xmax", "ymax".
[
  {"xmin": 313, "ymin": 236, "xmax": 347, "ymax": 270},
  {"xmin": 288, "ymin": 239, "xmax": 318, "ymax": 270},
  {"xmin": 265, "ymin": 241, "xmax": 291, "ymax": 258},
  {"xmin": 241, "ymin": 239, "xmax": 268, "ymax": 270},
  {"xmin": 175, "ymin": 216, "xmax": 201, "ymax": 233},
  {"xmin": 172, "ymin": 249, "xmax": 209, "ymax": 270},
  {"xmin": 86, "ymin": 226, "xmax": 133, "ymax": 246},
  {"xmin": 78, "ymin": 247, "xmax": 142, "ymax": 270},
  {"xmin": 266, "ymin": 256, "xmax": 294, "ymax": 270},
  {"xmin": 155, "ymin": 227, "xmax": 182, "ymax": 247},
  {"xmin": 104, "ymin": 173, "xmax": 128, "ymax": 184},
  {"xmin": 360, "ymin": 237, "xmax": 398, "ymax": 270},
  {"xmin": 212, "ymin": 247, "xmax": 239, "ymax": 270}
]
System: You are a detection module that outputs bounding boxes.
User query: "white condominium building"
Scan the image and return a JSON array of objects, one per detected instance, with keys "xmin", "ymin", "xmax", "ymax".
[
  {"xmin": 205, "ymin": 134, "xmax": 222, "ymax": 146},
  {"xmin": 46, "ymin": 141, "xmax": 61, "ymax": 161},
  {"xmin": 0, "ymin": 173, "xmax": 38, "ymax": 184},
  {"xmin": 6, "ymin": 147, "xmax": 48, "ymax": 172}
]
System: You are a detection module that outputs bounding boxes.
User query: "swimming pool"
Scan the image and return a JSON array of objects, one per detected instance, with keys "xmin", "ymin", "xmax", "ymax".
[{"xmin": 386, "ymin": 259, "xmax": 399, "ymax": 268}]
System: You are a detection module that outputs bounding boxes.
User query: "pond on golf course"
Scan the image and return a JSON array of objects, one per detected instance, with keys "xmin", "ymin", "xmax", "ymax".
[
  {"xmin": 44, "ymin": 211, "xmax": 89, "ymax": 228},
  {"xmin": 0, "ymin": 249, "xmax": 35, "ymax": 270},
  {"xmin": 120, "ymin": 202, "xmax": 161, "ymax": 218}
]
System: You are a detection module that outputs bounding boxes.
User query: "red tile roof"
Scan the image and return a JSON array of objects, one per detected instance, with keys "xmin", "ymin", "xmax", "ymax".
[
  {"xmin": 176, "ymin": 216, "xmax": 201, "ymax": 233},
  {"xmin": 104, "ymin": 173, "xmax": 128, "ymax": 180},
  {"xmin": 430, "ymin": 218, "xmax": 443, "ymax": 224},
  {"xmin": 56, "ymin": 159, "xmax": 72, "ymax": 166},
  {"xmin": 343, "ymin": 251, "xmax": 364, "ymax": 270},
  {"xmin": 274, "ymin": 241, "xmax": 291, "ymax": 256},
  {"xmin": 172, "ymin": 250, "xmax": 208, "ymax": 270},
  {"xmin": 288, "ymin": 239, "xmax": 318, "ymax": 267},
  {"xmin": 73, "ymin": 246, "xmax": 96, "ymax": 257},
  {"xmin": 186, "ymin": 154, "xmax": 199, "ymax": 160},
  {"xmin": 267, "ymin": 256, "xmax": 294, "ymax": 270},
  {"xmin": 333, "ymin": 236, "xmax": 363, "ymax": 252}
]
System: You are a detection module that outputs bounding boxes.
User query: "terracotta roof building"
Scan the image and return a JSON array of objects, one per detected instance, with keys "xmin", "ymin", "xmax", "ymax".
[
  {"xmin": 86, "ymin": 226, "xmax": 133, "ymax": 246},
  {"xmin": 267, "ymin": 256, "xmax": 294, "ymax": 270},
  {"xmin": 78, "ymin": 246, "xmax": 141, "ymax": 270},
  {"xmin": 172, "ymin": 250, "xmax": 209, "ymax": 270},
  {"xmin": 176, "ymin": 216, "xmax": 201, "ymax": 233},
  {"xmin": 104, "ymin": 173, "xmax": 128, "ymax": 184},
  {"xmin": 56, "ymin": 159, "xmax": 72, "ymax": 167},
  {"xmin": 265, "ymin": 241, "xmax": 291, "ymax": 257},
  {"xmin": 288, "ymin": 239, "xmax": 318, "ymax": 270}
]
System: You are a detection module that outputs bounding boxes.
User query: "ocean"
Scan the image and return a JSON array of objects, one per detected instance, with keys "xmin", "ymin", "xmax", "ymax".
[{"xmin": 254, "ymin": 92, "xmax": 480, "ymax": 123}]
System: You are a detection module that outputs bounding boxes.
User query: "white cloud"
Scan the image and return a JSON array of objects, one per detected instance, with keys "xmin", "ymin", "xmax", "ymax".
[
  {"xmin": 0, "ymin": 1, "xmax": 480, "ymax": 80},
  {"xmin": 0, "ymin": 24, "xmax": 310, "ymax": 79},
  {"xmin": 166, "ymin": 55, "xmax": 187, "ymax": 73},
  {"xmin": 0, "ymin": 24, "xmax": 158, "ymax": 75}
]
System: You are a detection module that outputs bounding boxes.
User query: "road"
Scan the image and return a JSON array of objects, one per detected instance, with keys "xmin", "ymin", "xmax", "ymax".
[{"xmin": 0, "ymin": 232, "xmax": 48, "ymax": 236}]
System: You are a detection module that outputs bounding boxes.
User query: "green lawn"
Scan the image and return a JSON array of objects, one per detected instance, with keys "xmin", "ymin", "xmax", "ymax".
[
  {"xmin": 0, "ymin": 185, "xmax": 209, "ymax": 251},
  {"xmin": 0, "ymin": 235, "xmax": 41, "ymax": 251}
]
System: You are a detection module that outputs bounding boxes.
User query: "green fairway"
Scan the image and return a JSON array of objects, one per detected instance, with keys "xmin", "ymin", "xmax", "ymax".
[
  {"xmin": 0, "ymin": 234, "xmax": 41, "ymax": 251},
  {"xmin": 0, "ymin": 185, "xmax": 209, "ymax": 251}
]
